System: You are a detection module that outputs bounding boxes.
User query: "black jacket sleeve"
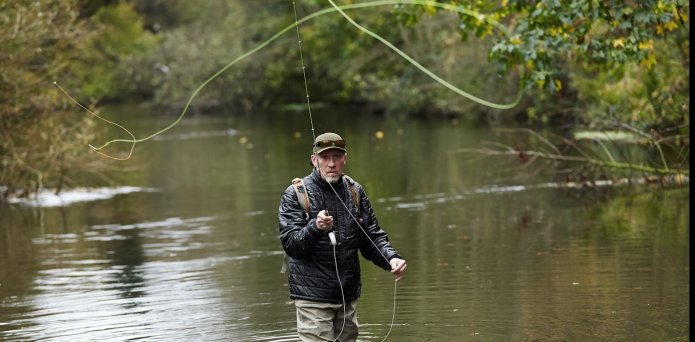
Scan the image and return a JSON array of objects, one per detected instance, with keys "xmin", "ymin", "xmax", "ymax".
[
  {"xmin": 357, "ymin": 187, "xmax": 402, "ymax": 271},
  {"xmin": 278, "ymin": 185, "xmax": 326, "ymax": 258}
]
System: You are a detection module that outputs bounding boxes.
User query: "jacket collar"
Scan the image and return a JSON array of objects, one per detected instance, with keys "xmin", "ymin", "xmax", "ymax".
[{"xmin": 310, "ymin": 168, "xmax": 345, "ymax": 190}]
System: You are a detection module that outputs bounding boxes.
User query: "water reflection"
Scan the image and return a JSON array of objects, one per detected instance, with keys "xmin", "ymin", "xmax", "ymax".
[
  {"xmin": 108, "ymin": 229, "xmax": 146, "ymax": 302},
  {"xmin": 6, "ymin": 187, "xmax": 157, "ymax": 207}
]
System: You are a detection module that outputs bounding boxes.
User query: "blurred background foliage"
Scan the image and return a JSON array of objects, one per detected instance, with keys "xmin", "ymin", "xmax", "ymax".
[
  {"xmin": 1, "ymin": 0, "xmax": 110, "ymax": 198},
  {"xmin": 0, "ymin": 0, "xmax": 689, "ymax": 198}
]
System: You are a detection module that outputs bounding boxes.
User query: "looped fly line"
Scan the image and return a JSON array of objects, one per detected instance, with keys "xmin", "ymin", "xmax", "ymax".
[{"xmin": 57, "ymin": 0, "xmax": 524, "ymax": 159}]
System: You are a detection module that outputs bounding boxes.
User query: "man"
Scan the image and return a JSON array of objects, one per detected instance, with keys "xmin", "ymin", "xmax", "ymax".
[{"xmin": 278, "ymin": 132, "xmax": 407, "ymax": 342}]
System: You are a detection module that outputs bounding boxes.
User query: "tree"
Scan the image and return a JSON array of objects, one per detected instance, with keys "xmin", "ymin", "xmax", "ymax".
[
  {"xmin": 396, "ymin": 0, "xmax": 688, "ymax": 91},
  {"xmin": 400, "ymin": 0, "xmax": 690, "ymax": 178},
  {"xmin": 0, "ymin": 0, "xmax": 154, "ymax": 199}
]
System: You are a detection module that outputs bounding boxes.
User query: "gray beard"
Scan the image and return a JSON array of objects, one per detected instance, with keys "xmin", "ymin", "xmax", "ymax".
[{"xmin": 324, "ymin": 175, "xmax": 340, "ymax": 184}]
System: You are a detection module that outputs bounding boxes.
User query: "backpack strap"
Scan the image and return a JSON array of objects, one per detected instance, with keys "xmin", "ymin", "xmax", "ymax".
[
  {"xmin": 290, "ymin": 175, "xmax": 360, "ymax": 219},
  {"xmin": 343, "ymin": 175, "xmax": 360, "ymax": 210},
  {"xmin": 291, "ymin": 177, "xmax": 310, "ymax": 215},
  {"xmin": 283, "ymin": 177, "xmax": 309, "ymax": 274}
]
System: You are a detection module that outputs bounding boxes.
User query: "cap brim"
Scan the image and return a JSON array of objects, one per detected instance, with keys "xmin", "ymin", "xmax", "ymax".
[{"xmin": 314, "ymin": 146, "xmax": 347, "ymax": 154}]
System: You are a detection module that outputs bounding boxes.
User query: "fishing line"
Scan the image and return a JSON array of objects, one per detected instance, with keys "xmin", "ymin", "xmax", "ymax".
[
  {"xmin": 52, "ymin": 81, "xmax": 136, "ymax": 160},
  {"xmin": 293, "ymin": 1, "xmax": 349, "ymax": 339},
  {"xmin": 292, "ymin": 0, "xmax": 317, "ymax": 143},
  {"xmin": 293, "ymin": 1, "xmax": 349, "ymax": 340},
  {"xmin": 330, "ymin": 226, "xmax": 348, "ymax": 340},
  {"xmin": 325, "ymin": 0, "xmax": 524, "ymax": 109},
  {"xmin": 326, "ymin": 181, "xmax": 399, "ymax": 341},
  {"xmin": 294, "ymin": 1, "xmax": 402, "ymax": 340},
  {"xmin": 57, "ymin": 0, "xmax": 523, "ymax": 159}
]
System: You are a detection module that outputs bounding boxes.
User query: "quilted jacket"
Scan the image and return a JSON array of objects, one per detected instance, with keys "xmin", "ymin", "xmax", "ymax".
[{"xmin": 278, "ymin": 169, "xmax": 402, "ymax": 303}]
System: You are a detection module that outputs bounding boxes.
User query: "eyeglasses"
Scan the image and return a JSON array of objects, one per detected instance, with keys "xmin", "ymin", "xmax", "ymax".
[{"xmin": 313, "ymin": 139, "xmax": 346, "ymax": 149}]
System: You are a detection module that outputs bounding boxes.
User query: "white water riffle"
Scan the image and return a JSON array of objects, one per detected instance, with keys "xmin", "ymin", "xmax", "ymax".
[{"xmin": 6, "ymin": 186, "xmax": 158, "ymax": 207}]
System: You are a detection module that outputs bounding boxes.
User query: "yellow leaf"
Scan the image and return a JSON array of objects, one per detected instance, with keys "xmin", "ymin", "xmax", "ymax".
[
  {"xmin": 536, "ymin": 78, "xmax": 545, "ymax": 89},
  {"xmin": 424, "ymin": 5, "xmax": 436, "ymax": 15},
  {"xmin": 526, "ymin": 59, "xmax": 535, "ymax": 70},
  {"xmin": 554, "ymin": 79, "xmax": 562, "ymax": 92},
  {"xmin": 664, "ymin": 20, "xmax": 678, "ymax": 31},
  {"xmin": 612, "ymin": 38, "xmax": 624, "ymax": 48},
  {"xmin": 640, "ymin": 54, "xmax": 657, "ymax": 70},
  {"xmin": 502, "ymin": 0, "xmax": 508, "ymax": 6},
  {"xmin": 510, "ymin": 36, "xmax": 522, "ymax": 45},
  {"xmin": 638, "ymin": 40, "xmax": 653, "ymax": 50},
  {"xmin": 656, "ymin": 24, "xmax": 664, "ymax": 35}
]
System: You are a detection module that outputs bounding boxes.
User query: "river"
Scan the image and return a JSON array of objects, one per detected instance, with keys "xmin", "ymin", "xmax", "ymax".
[{"xmin": 0, "ymin": 105, "xmax": 689, "ymax": 341}]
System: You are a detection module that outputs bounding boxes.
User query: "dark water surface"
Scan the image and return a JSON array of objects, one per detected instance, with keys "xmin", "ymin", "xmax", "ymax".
[{"xmin": 1, "ymin": 107, "xmax": 689, "ymax": 341}]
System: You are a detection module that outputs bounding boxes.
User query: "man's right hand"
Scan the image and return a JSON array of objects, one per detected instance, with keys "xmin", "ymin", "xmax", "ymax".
[
  {"xmin": 389, "ymin": 258, "xmax": 407, "ymax": 281},
  {"xmin": 316, "ymin": 209, "xmax": 333, "ymax": 231}
]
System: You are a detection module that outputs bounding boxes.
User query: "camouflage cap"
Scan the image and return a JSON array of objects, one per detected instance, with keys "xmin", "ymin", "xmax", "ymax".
[{"xmin": 312, "ymin": 132, "xmax": 347, "ymax": 154}]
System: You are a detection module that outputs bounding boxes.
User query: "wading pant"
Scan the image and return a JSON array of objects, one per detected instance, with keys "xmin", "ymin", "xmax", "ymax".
[{"xmin": 295, "ymin": 299, "xmax": 358, "ymax": 342}]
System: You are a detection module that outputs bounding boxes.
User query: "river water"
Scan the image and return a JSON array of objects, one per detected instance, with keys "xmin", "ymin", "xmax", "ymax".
[{"xmin": 0, "ymin": 106, "xmax": 689, "ymax": 341}]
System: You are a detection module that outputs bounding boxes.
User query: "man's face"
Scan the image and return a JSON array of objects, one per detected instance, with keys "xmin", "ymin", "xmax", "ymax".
[{"xmin": 311, "ymin": 149, "xmax": 347, "ymax": 183}]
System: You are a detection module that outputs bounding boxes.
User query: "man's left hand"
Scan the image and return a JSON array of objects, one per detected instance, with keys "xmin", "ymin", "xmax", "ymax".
[{"xmin": 389, "ymin": 258, "xmax": 407, "ymax": 281}]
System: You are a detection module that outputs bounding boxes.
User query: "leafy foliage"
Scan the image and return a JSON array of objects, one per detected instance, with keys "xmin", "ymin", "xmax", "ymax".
[
  {"xmin": 296, "ymin": 1, "xmax": 521, "ymax": 116},
  {"xmin": 1, "ymin": 0, "xmax": 688, "ymax": 197},
  {"xmin": 0, "ymin": 0, "xmax": 155, "ymax": 198},
  {"xmin": 397, "ymin": 0, "xmax": 689, "ymax": 92},
  {"xmin": 396, "ymin": 0, "xmax": 689, "ymax": 176},
  {"xmin": 129, "ymin": 1, "xmax": 297, "ymax": 112},
  {"xmin": 79, "ymin": 3, "xmax": 158, "ymax": 100}
]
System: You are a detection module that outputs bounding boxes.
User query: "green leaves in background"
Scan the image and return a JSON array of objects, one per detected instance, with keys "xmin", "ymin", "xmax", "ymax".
[{"xmin": 0, "ymin": 0, "xmax": 689, "ymax": 197}]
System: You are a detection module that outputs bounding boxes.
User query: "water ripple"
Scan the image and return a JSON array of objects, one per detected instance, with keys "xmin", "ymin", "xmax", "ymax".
[{"xmin": 6, "ymin": 186, "xmax": 158, "ymax": 207}]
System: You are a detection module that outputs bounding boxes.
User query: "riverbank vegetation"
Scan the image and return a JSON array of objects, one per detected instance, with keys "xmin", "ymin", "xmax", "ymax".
[{"xmin": 1, "ymin": 0, "xmax": 689, "ymax": 199}]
